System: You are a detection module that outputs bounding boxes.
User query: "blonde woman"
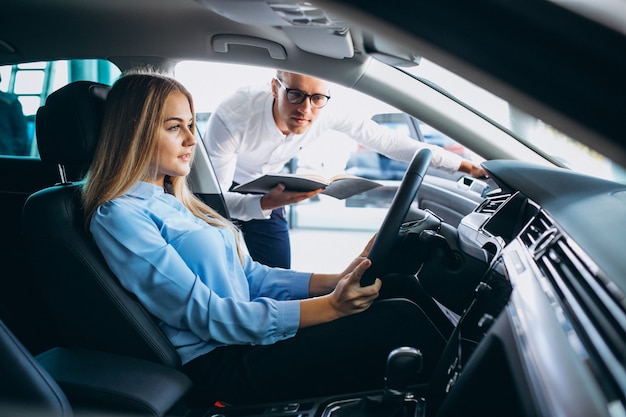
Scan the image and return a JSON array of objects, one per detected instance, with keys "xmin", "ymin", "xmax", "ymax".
[{"xmin": 83, "ymin": 72, "xmax": 446, "ymax": 405}]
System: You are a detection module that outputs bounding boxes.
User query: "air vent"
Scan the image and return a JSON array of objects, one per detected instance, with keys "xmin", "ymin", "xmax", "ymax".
[
  {"xmin": 476, "ymin": 192, "xmax": 512, "ymax": 214},
  {"xmin": 525, "ymin": 211, "xmax": 626, "ymax": 406},
  {"xmin": 520, "ymin": 211, "xmax": 559, "ymax": 258},
  {"xmin": 537, "ymin": 236, "xmax": 626, "ymax": 404}
]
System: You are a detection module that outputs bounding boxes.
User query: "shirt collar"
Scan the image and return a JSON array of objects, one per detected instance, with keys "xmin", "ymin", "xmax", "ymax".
[
  {"xmin": 126, "ymin": 181, "xmax": 165, "ymax": 199},
  {"xmin": 264, "ymin": 93, "xmax": 281, "ymax": 136}
]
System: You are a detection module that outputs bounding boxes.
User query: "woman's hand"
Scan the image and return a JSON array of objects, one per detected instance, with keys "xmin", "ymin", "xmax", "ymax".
[
  {"xmin": 338, "ymin": 234, "xmax": 376, "ymax": 277},
  {"xmin": 300, "ymin": 259, "xmax": 381, "ymax": 328},
  {"xmin": 329, "ymin": 259, "xmax": 381, "ymax": 316},
  {"xmin": 309, "ymin": 234, "xmax": 377, "ymax": 296}
]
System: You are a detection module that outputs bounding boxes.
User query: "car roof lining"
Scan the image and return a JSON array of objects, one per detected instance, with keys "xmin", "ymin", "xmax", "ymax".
[{"xmin": 2, "ymin": 0, "xmax": 625, "ymax": 167}]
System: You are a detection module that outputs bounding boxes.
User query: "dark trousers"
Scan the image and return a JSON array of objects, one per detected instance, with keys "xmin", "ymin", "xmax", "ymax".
[
  {"xmin": 239, "ymin": 207, "xmax": 291, "ymax": 268},
  {"xmin": 182, "ymin": 276, "xmax": 449, "ymax": 406}
]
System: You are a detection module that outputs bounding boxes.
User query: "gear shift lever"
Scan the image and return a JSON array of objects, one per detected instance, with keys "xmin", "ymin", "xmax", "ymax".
[
  {"xmin": 327, "ymin": 347, "xmax": 424, "ymax": 417},
  {"xmin": 385, "ymin": 347, "xmax": 423, "ymax": 398}
]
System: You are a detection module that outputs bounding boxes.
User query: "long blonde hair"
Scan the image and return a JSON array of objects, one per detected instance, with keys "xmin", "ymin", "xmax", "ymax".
[{"xmin": 82, "ymin": 72, "xmax": 245, "ymax": 262}]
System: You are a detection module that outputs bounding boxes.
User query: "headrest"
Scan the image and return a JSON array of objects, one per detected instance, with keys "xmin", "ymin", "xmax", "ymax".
[{"xmin": 36, "ymin": 81, "xmax": 110, "ymax": 165}]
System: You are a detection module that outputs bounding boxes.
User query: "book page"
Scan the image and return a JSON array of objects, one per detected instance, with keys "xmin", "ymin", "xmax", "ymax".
[{"xmin": 322, "ymin": 177, "xmax": 382, "ymax": 199}]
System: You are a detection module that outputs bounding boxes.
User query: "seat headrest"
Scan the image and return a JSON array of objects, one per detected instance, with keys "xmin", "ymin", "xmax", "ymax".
[{"xmin": 36, "ymin": 81, "xmax": 110, "ymax": 165}]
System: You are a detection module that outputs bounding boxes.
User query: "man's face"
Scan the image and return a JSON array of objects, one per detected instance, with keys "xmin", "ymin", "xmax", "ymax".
[{"xmin": 272, "ymin": 73, "xmax": 330, "ymax": 135}]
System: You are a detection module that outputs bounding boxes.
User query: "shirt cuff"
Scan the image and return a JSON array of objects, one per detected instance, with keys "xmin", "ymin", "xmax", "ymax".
[
  {"xmin": 290, "ymin": 271, "xmax": 313, "ymax": 298},
  {"xmin": 246, "ymin": 194, "xmax": 272, "ymax": 219},
  {"xmin": 275, "ymin": 299, "xmax": 301, "ymax": 340},
  {"xmin": 431, "ymin": 147, "xmax": 464, "ymax": 173},
  {"xmin": 230, "ymin": 194, "xmax": 272, "ymax": 221}
]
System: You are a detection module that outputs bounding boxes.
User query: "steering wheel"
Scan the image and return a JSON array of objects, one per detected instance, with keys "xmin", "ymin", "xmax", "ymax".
[{"xmin": 360, "ymin": 148, "xmax": 432, "ymax": 286}]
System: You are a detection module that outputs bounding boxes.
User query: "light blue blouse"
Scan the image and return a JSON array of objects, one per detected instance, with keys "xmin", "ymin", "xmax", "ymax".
[{"xmin": 89, "ymin": 181, "xmax": 311, "ymax": 365}]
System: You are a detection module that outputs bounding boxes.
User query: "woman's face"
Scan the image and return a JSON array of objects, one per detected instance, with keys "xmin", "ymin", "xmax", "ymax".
[{"xmin": 150, "ymin": 91, "xmax": 196, "ymax": 186}]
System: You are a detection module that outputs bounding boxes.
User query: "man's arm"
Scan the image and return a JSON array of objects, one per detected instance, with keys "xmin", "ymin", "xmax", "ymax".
[{"xmin": 329, "ymin": 114, "xmax": 486, "ymax": 177}]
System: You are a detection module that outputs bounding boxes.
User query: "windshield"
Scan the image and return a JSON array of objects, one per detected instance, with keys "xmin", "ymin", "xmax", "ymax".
[
  {"xmin": 403, "ymin": 58, "xmax": 626, "ymax": 183},
  {"xmin": 175, "ymin": 59, "xmax": 626, "ymax": 184}
]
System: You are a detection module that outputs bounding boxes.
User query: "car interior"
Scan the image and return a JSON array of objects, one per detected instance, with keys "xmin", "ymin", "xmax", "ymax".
[{"xmin": 2, "ymin": 0, "xmax": 626, "ymax": 416}]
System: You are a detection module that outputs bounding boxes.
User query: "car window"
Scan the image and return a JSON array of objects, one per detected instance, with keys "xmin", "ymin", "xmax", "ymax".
[
  {"xmin": 176, "ymin": 61, "xmax": 485, "ymax": 231},
  {"xmin": 0, "ymin": 60, "xmax": 120, "ymax": 158}
]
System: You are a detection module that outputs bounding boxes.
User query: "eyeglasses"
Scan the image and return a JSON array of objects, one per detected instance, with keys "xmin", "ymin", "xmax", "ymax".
[{"xmin": 275, "ymin": 78, "xmax": 330, "ymax": 109}]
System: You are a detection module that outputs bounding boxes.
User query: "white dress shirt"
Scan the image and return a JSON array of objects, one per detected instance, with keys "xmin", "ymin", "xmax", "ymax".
[{"xmin": 204, "ymin": 84, "xmax": 463, "ymax": 221}]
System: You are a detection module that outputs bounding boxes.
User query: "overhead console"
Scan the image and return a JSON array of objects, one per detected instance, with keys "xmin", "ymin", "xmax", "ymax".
[{"xmin": 199, "ymin": 0, "xmax": 355, "ymax": 59}]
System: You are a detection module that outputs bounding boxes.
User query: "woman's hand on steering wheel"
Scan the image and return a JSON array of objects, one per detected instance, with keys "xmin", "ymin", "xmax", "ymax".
[
  {"xmin": 338, "ymin": 234, "xmax": 377, "ymax": 277},
  {"xmin": 360, "ymin": 149, "xmax": 432, "ymax": 286},
  {"xmin": 300, "ymin": 259, "xmax": 381, "ymax": 328},
  {"xmin": 330, "ymin": 258, "xmax": 381, "ymax": 316}
]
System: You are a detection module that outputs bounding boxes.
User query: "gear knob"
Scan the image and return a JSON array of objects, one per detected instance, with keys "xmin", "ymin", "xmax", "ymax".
[{"xmin": 384, "ymin": 347, "xmax": 423, "ymax": 396}]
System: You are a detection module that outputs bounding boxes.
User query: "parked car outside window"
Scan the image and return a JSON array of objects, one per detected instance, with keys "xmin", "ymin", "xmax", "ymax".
[{"xmin": 343, "ymin": 112, "xmax": 482, "ymax": 209}]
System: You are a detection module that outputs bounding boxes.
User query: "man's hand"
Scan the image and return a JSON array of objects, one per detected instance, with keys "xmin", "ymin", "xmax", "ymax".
[
  {"xmin": 260, "ymin": 183, "xmax": 323, "ymax": 211},
  {"xmin": 459, "ymin": 160, "xmax": 488, "ymax": 178}
]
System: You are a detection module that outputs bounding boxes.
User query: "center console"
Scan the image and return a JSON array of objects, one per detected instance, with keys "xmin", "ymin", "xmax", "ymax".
[{"xmin": 200, "ymin": 347, "xmax": 429, "ymax": 417}]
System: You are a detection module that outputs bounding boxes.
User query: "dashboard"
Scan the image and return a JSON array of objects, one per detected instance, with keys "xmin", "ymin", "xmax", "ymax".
[{"xmin": 436, "ymin": 160, "xmax": 626, "ymax": 417}]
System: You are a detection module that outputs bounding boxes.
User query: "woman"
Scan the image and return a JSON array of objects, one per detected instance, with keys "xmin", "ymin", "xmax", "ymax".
[{"xmin": 82, "ymin": 72, "xmax": 446, "ymax": 405}]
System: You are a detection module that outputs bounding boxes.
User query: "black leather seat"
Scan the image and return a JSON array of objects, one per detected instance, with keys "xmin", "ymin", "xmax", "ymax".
[
  {"xmin": 0, "ymin": 319, "xmax": 73, "ymax": 417},
  {"xmin": 22, "ymin": 81, "xmax": 181, "ymax": 368},
  {"xmin": 1, "ymin": 317, "xmax": 192, "ymax": 417}
]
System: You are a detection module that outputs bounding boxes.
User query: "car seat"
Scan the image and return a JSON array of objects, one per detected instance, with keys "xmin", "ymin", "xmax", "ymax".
[
  {"xmin": 22, "ymin": 81, "xmax": 181, "ymax": 368},
  {"xmin": 1, "ymin": 317, "xmax": 193, "ymax": 417},
  {"xmin": 0, "ymin": 319, "xmax": 73, "ymax": 417}
]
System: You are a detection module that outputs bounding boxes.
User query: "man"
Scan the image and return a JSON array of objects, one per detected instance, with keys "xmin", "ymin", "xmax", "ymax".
[
  {"xmin": 0, "ymin": 74, "xmax": 29, "ymax": 156},
  {"xmin": 204, "ymin": 71, "xmax": 487, "ymax": 268}
]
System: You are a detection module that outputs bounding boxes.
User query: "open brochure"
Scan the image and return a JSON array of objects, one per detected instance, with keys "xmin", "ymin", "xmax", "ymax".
[{"xmin": 232, "ymin": 173, "xmax": 382, "ymax": 200}]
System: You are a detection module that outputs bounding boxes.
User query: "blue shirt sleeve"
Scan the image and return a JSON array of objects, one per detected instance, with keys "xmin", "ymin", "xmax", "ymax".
[{"xmin": 89, "ymin": 186, "xmax": 311, "ymax": 361}]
